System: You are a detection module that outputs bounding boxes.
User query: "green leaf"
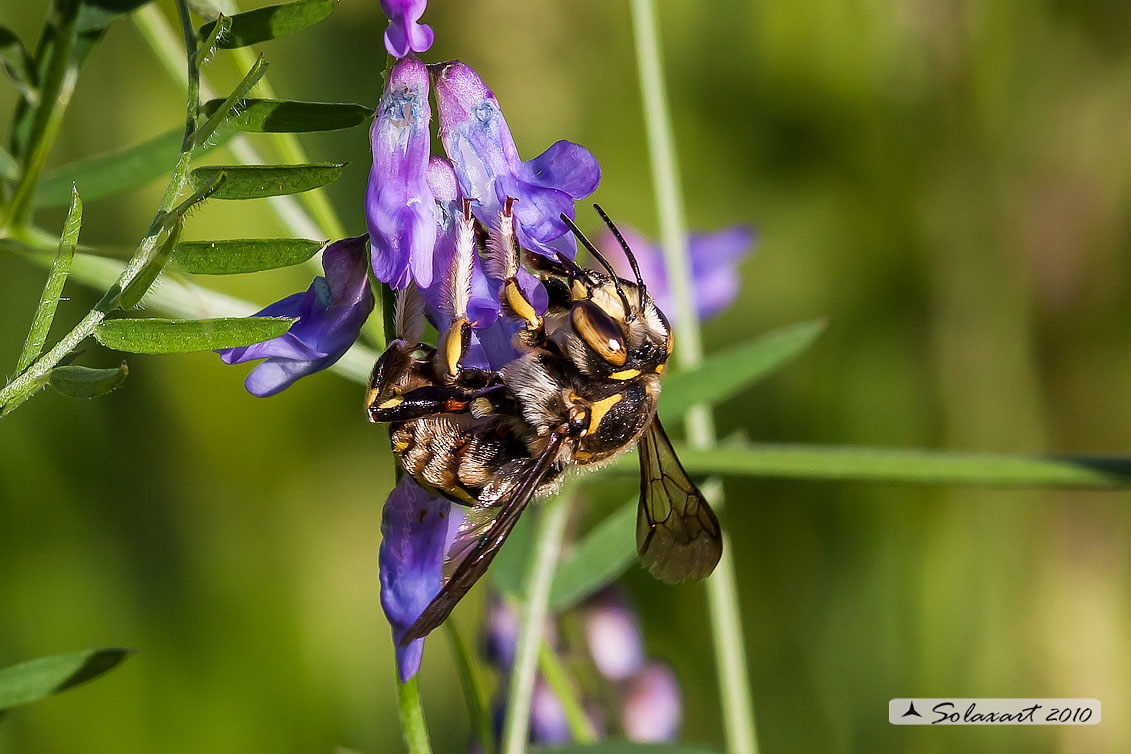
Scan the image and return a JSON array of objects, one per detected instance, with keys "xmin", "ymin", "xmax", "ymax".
[
  {"xmin": 659, "ymin": 319, "xmax": 825, "ymax": 420},
  {"xmin": 534, "ymin": 744, "xmax": 722, "ymax": 754},
  {"xmin": 78, "ymin": 0, "xmax": 156, "ymax": 33},
  {"xmin": 33, "ymin": 127, "xmax": 232, "ymax": 208},
  {"xmin": 201, "ymin": 98, "xmax": 373, "ymax": 133},
  {"xmin": 190, "ymin": 56, "xmax": 268, "ymax": 148},
  {"xmin": 14, "ymin": 187, "xmax": 82, "ymax": 375},
  {"xmin": 667, "ymin": 442, "xmax": 1131, "ymax": 489},
  {"xmin": 118, "ymin": 218, "xmax": 182, "ymax": 309},
  {"xmin": 0, "ymin": 648, "xmax": 132, "ymax": 710},
  {"xmin": 94, "ymin": 316, "xmax": 295, "ymax": 353},
  {"xmin": 189, "ymin": 163, "xmax": 344, "ymax": 200},
  {"xmin": 0, "ymin": 144, "xmax": 18, "ymax": 181},
  {"xmin": 0, "ymin": 24, "xmax": 35, "ymax": 100},
  {"xmin": 48, "ymin": 363, "xmax": 128, "ymax": 398},
  {"xmin": 201, "ymin": 0, "xmax": 336, "ymax": 49},
  {"xmin": 172, "ymin": 238, "xmax": 323, "ymax": 274},
  {"xmin": 548, "ymin": 499, "xmax": 636, "ymax": 610}
]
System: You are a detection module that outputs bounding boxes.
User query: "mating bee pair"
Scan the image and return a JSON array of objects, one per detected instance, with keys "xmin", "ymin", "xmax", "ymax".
[{"xmin": 366, "ymin": 200, "xmax": 721, "ymax": 643}]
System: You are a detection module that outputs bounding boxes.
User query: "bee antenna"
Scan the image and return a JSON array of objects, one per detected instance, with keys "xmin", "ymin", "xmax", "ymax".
[
  {"xmin": 592, "ymin": 203, "xmax": 647, "ymax": 303},
  {"xmin": 559, "ymin": 212, "xmax": 634, "ymax": 317}
]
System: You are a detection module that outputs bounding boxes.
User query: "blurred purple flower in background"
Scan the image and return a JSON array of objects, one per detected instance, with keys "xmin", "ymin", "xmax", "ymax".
[
  {"xmin": 380, "ymin": 0, "xmax": 433, "ymax": 58},
  {"xmin": 581, "ymin": 589, "xmax": 645, "ymax": 682},
  {"xmin": 430, "ymin": 60, "xmax": 601, "ymax": 257},
  {"xmin": 622, "ymin": 662, "xmax": 682, "ymax": 742},
  {"xmin": 217, "ymin": 236, "xmax": 374, "ymax": 396},
  {"xmin": 599, "ymin": 225, "xmax": 756, "ymax": 320},
  {"xmin": 367, "ymin": 55, "xmax": 436, "ymax": 289},
  {"xmin": 379, "ymin": 475, "xmax": 459, "ymax": 682}
]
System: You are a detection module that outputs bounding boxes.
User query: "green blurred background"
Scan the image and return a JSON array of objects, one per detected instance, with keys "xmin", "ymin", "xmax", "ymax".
[{"xmin": 2, "ymin": 0, "xmax": 1130, "ymax": 752}]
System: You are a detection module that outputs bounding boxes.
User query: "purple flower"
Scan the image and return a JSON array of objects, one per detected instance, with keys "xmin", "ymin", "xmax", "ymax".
[
  {"xmin": 430, "ymin": 60, "xmax": 601, "ymax": 258},
  {"xmin": 380, "ymin": 0, "xmax": 433, "ymax": 58},
  {"xmin": 217, "ymin": 236, "xmax": 374, "ymax": 397},
  {"xmin": 622, "ymin": 662, "xmax": 682, "ymax": 742},
  {"xmin": 367, "ymin": 55, "xmax": 436, "ymax": 289},
  {"xmin": 581, "ymin": 589, "xmax": 645, "ymax": 682},
  {"xmin": 530, "ymin": 679, "xmax": 571, "ymax": 745},
  {"xmin": 379, "ymin": 475, "xmax": 461, "ymax": 682},
  {"xmin": 599, "ymin": 225, "xmax": 756, "ymax": 320}
]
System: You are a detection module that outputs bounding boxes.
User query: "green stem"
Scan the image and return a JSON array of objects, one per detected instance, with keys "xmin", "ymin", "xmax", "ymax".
[
  {"xmin": 501, "ymin": 496, "xmax": 571, "ymax": 754},
  {"xmin": 630, "ymin": 2, "xmax": 758, "ymax": 754},
  {"xmin": 445, "ymin": 621, "xmax": 496, "ymax": 754},
  {"xmin": 131, "ymin": 2, "xmax": 341, "ymax": 241},
  {"xmin": 537, "ymin": 641, "xmax": 597, "ymax": 744},
  {"xmin": 395, "ymin": 674, "xmax": 433, "ymax": 754},
  {"xmin": 5, "ymin": 0, "xmax": 81, "ymax": 228},
  {"xmin": 0, "ymin": 0, "xmax": 202, "ymax": 416}
]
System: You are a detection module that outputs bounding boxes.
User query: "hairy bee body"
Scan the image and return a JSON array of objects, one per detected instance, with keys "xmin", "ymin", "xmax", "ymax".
[{"xmin": 366, "ymin": 203, "xmax": 721, "ymax": 643}]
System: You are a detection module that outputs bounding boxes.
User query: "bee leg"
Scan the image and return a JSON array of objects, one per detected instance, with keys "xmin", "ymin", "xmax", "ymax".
[
  {"xmin": 368, "ymin": 383, "xmax": 506, "ymax": 423},
  {"xmin": 489, "ymin": 197, "xmax": 546, "ymax": 346}
]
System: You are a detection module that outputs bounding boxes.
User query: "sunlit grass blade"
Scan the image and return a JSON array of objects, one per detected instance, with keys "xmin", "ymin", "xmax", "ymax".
[
  {"xmin": 94, "ymin": 316, "xmax": 295, "ymax": 353},
  {"xmin": 190, "ymin": 55, "xmax": 269, "ymax": 148},
  {"xmin": 200, "ymin": 98, "xmax": 374, "ymax": 133},
  {"xmin": 0, "ymin": 648, "xmax": 132, "ymax": 711},
  {"xmin": 201, "ymin": 0, "xmax": 335, "ymax": 49},
  {"xmin": 33, "ymin": 127, "xmax": 233, "ymax": 208},
  {"xmin": 659, "ymin": 319, "xmax": 825, "ymax": 420},
  {"xmin": 189, "ymin": 163, "xmax": 344, "ymax": 199},
  {"xmin": 548, "ymin": 499, "xmax": 636, "ymax": 610},
  {"xmin": 48, "ymin": 363, "xmax": 128, "ymax": 398},
  {"xmin": 13, "ymin": 187, "xmax": 82, "ymax": 376},
  {"xmin": 172, "ymin": 238, "xmax": 323, "ymax": 274}
]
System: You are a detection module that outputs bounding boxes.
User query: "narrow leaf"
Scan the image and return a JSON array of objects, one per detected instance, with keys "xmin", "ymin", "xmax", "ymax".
[
  {"xmin": 0, "ymin": 144, "xmax": 19, "ymax": 182},
  {"xmin": 48, "ymin": 363, "xmax": 128, "ymax": 398},
  {"xmin": 0, "ymin": 25, "xmax": 35, "ymax": 100},
  {"xmin": 190, "ymin": 56, "xmax": 268, "ymax": 148},
  {"xmin": 201, "ymin": 0, "xmax": 336, "ymax": 49},
  {"xmin": 14, "ymin": 188, "xmax": 82, "ymax": 375},
  {"xmin": 189, "ymin": 163, "xmax": 344, "ymax": 199},
  {"xmin": 201, "ymin": 98, "xmax": 373, "ymax": 133},
  {"xmin": 668, "ymin": 443, "xmax": 1131, "ymax": 489},
  {"xmin": 660, "ymin": 319, "xmax": 825, "ymax": 420},
  {"xmin": 548, "ymin": 500, "xmax": 636, "ymax": 610},
  {"xmin": 94, "ymin": 316, "xmax": 294, "ymax": 354},
  {"xmin": 78, "ymin": 1, "xmax": 156, "ymax": 33},
  {"xmin": 119, "ymin": 218, "xmax": 182, "ymax": 309},
  {"xmin": 0, "ymin": 648, "xmax": 132, "ymax": 710},
  {"xmin": 172, "ymin": 238, "xmax": 323, "ymax": 274},
  {"xmin": 33, "ymin": 127, "xmax": 232, "ymax": 208},
  {"xmin": 194, "ymin": 14, "xmax": 230, "ymax": 63}
]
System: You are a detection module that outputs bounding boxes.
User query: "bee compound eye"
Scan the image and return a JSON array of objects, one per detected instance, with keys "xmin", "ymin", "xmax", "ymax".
[{"xmin": 571, "ymin": 301, "xmax": 628, "ymax": 366}]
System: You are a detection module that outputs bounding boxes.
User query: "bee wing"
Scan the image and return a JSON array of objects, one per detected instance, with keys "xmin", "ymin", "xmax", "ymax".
[
  {"xmin": 636, "ymin": 416, "xmax": 723, "ymax": 583},
  {"xmin": 400, "ymin": 425, "xmax": 570, "ymax": 645}
]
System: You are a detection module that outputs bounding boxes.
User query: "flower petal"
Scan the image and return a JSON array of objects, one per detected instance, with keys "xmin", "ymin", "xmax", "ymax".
[
  {"xmin": 379, "ymin": 476, "xmax": 453, "ymax": 682},
  {"xmin": 368, "ymin": 56, "xmax": 436, "ymax": 289},
  {"xmin": 380, "ymin": 0, "xmax": 433, "ymax": 58},
  {"xmin": 524, "ymin": 139, "xmax": 601, "ymax": 200}
]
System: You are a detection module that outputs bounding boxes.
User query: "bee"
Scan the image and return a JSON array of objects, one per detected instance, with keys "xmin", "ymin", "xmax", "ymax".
[{"xmin": 366, "ymin": 199, "xmax": 721, "ymax": 644}]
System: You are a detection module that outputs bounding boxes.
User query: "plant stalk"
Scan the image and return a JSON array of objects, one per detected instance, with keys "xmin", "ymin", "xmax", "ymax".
[{"xmin": 630, "ymin": 2, "xmax": 759, "ymax": 754}]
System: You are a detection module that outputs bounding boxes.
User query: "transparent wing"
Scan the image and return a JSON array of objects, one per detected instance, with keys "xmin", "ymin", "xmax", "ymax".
[
  {"xmin": 636, "ymin": 416, "xmax": 723, "ymax": 583},
  {"xmin": 400, "ymin": 426, "xmax": 570, "ymax": 645}
]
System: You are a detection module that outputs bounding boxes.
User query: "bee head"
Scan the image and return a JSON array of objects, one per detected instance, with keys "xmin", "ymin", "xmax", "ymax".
[{"xmin": 554, "ymin": 209, "xmax": 673, "ymax": 380}]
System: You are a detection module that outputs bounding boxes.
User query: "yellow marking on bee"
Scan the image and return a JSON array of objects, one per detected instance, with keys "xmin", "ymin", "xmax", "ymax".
[
  {"xmin": 574, "ymin": 450, "xmax": 593, "ymax": 462},
  {"xmin": 587, "ymin": 393, "xmax": 622, "ymax": 435},
  {"xmin": 443, "ymin": 316, "xmax": 468, "ymax": 376},
  {"xmin": 378, "ymin": 395, "xmax": 405, "ymax": 410},
  {"xmin": 447, "ymin": 485, "xmax": 477, "ymax": 504},
  {"xmin": 365, "ymin": 387, "xmax": 380, "ymax": 408},
  {"xmin": 571, "ymin": 279, "xmax": 589, "ymax": 300},
  {"xmin": 504, "ymin": 279, "xmax": 541, "ymax": 329},
  {"xmin": 655, "ymin": 363, "xmax": 665, "ymax": 374},
  {"xmin": 393, "ymin": 437, "xmax": 410, "ymax": 452},
  {"xmin": 609, "ymin": 368, "xmax": 640, "ymax": 380}
]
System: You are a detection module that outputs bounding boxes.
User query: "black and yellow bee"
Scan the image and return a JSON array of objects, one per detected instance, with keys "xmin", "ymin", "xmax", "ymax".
[{"xmin": 366, "ymin": 200, "xmax": 721, "ymax": 644}]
